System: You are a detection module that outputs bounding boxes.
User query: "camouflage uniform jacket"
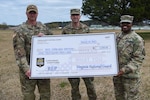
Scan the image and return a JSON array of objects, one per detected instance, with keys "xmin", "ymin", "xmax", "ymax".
[
  {"xmin": 13, "ymin": 21, "xmax": 53, "ymax": 73},
  {"xmin": 62, "ymin": 22, "xmax": 89, "ymax": 34},
  {"xmin": 117, "ymin": 30, "xmax": 145, "ymax": 78}
]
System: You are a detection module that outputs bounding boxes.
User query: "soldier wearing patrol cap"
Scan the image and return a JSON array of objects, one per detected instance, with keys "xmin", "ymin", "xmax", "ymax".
[
  {"xmin": 62, "ymin": 9, "xmax": 97, "ymax": 100},
  {"xmin": 113, "ymin": 15, "xmax": 145, "ymax": 100},
  {"xmin": 13, "ymin": 4, "xmax": 53, "ymax": 100},
  {"xmin": 62, "ymin": 8, "xmax": 90, "ymax": 34},
  {"xmin": 120, "ymin": 15, "xmax": 134, "ymax": 23},
  {"xmin": 70, "ymin": 8, "xmax": 80, "ymax": 15},
  {"xmin": 26, "ymin": 4, "xmax": 38, "ymax": 13}
]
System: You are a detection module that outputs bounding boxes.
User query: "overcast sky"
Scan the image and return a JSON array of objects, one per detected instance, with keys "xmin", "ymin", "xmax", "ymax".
[{"xmin": 0, "ymin": 0, "xmax": 89, "ymax": 25}]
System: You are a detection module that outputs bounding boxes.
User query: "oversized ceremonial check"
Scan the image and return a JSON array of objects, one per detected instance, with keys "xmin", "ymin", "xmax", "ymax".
[{"xmin": 30, "ymin": 32, "xmax": 118, "ymax": 79}]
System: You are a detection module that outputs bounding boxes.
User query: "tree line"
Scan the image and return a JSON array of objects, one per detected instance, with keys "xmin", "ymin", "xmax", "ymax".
[
  {"xmin": 0, "ymin": 24, "xmax": 9, "ymax": 30},
  {"xmin": 3, "ymin": 0, "xmax": 150, "ymax": 29},
  {"xmin": 82, "ymin": 0, "xmax": 150, "ymax": 25}
]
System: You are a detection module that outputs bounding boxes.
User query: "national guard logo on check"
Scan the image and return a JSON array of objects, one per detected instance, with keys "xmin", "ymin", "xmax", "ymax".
[{"xmin": 36, "ymin": 58, "xmax": 44, "ymax": 67}]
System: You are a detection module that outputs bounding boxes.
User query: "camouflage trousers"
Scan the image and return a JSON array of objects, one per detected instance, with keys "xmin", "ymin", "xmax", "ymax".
[
  {"xmin": 19, "ymin": 72, "xmax": 50, "ymax": 100},
  {"xmin": 113, "ymin": 76, "xmax": 141, "ymax": 100},
  {"xmin": 68, "ymin": 77, "xmax": 97, "ymax": 100}
]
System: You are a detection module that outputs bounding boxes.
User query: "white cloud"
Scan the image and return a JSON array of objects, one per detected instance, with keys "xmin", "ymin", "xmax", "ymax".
[{"xmin": 0, "ymin": 0, "xmax": 89, "ymax": 25}]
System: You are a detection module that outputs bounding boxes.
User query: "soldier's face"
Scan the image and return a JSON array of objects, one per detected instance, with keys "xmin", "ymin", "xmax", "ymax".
[
  {"xmin": 120, "ymin": 22, "xmax": 132, "ymax": 33},
  {"xmin": 71, "ymin": 14, "xmax": 80, "ymax": 23},
  {"xmin": 26, "ymin": 11, "xmax": 38, "ymax": 21}
]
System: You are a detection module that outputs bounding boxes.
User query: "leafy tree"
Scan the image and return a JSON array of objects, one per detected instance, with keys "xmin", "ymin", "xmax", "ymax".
[{"xmin": 82, "ymin": 0, "xmax": 150, "ymax": 25}]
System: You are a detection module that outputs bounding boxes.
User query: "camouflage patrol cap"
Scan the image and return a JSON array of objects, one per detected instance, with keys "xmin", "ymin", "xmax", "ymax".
[
  {"xmin": 26, "ymin": 4, "xmax": 38, "ymax": 13},
  {"xmin": 120, "ymin": 15, "xmax": 134, "ymax": 23},
  {"xmin": 70, "ymin": 8, "xmax": 80, "ymax": 15}
]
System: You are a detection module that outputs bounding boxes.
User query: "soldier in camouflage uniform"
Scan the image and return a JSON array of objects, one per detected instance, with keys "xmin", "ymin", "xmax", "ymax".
[
  {"xmin": 13, "ymin": 4, "xmax": 53, "ymax": 100},
  {"xmin": 113, "ymin": 15, "xmax": 145, "ymax": 100},
  {"xmin": 62, "ymin": 9, "xmax": 97, "ymax": 100}
]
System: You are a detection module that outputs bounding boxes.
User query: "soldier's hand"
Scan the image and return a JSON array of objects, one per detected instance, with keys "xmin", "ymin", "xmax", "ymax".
[
  {"xmin": 117, "ymin": 70, "xmax": 124, "ymax": 77},
  {"xmin": 38, "ymin": 33, "xmax": 44, "ymax": 37},
  {"xmin": 25, "ymin": 70, "xmax": 31, "ymax": 77}
]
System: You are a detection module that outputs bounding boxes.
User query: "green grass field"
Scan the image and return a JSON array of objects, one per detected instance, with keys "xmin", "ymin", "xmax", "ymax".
[
  {"xmin": 137, "ymin": 32, "xmax": 150, "ymax": 40},
  {"xmin": 0, "ymin": 29, "xmax": 150, "ymax": 100}
]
